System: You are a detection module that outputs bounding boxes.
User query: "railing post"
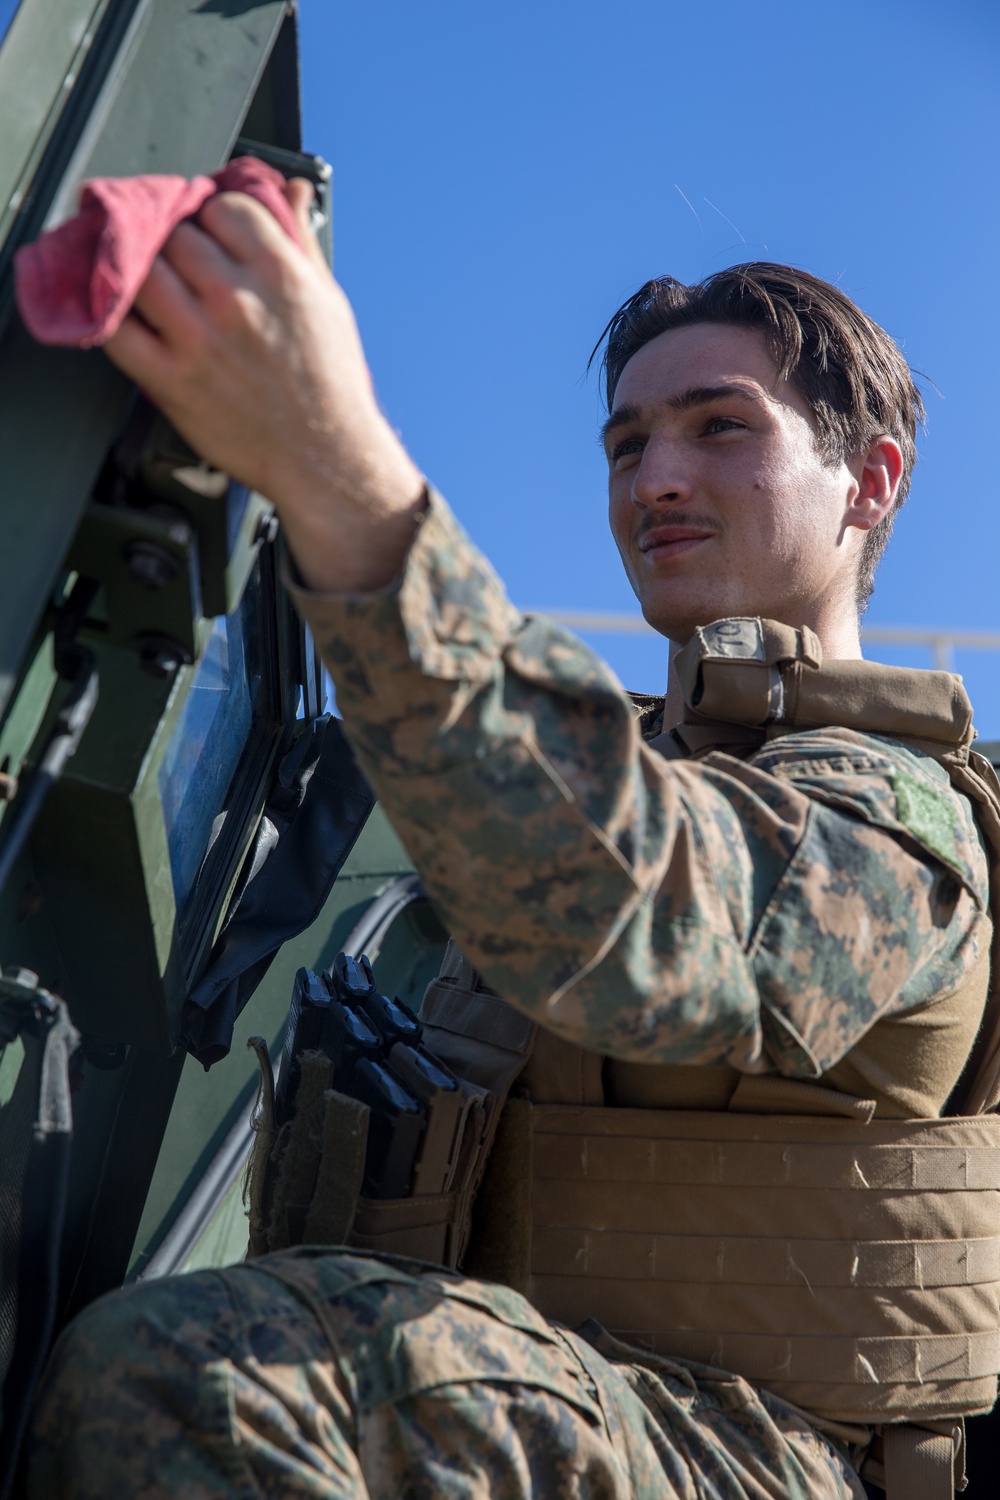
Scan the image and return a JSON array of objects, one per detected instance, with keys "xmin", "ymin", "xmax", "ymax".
[{"xmin": 933, "ymin": 637, "xmax": 954, "ymax": 673}]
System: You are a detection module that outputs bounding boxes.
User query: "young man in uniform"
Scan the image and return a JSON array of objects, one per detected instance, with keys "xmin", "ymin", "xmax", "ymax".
[{"xmin": 24, "ymin": 186, "xmax": 1000, "ymax": 1499}]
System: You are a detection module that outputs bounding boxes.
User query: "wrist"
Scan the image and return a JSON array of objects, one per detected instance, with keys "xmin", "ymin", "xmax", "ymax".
[
  {"xmin": 279, "ymin": 463, "xmax": 427, "ymax": 594},
  {"xmin": 266, "ymin": 403, "xmax": 426, "ymax": 592}
]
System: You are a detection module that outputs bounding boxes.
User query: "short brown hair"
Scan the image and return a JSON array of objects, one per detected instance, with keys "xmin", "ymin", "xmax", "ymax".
[{"xmin": 592, "ymin": 263, "xmax": 925, "ymax": 611}]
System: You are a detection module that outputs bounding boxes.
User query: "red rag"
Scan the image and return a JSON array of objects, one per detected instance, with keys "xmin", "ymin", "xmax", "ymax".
[{"xmin": 13, "ymin": 156, "xmax": 302, "ymax": 349}]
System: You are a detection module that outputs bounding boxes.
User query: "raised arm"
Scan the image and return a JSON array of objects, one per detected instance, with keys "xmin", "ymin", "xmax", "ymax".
[
  {"xmin": 103, "ymin": 187, "xmax": 989, "ymax": 1081},
  {"xmin": 288, "ymin": 489, "xmax": 988, "ymax": 1080}
]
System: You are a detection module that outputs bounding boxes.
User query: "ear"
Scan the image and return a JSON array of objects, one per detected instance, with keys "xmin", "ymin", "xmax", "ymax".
[{"xmin": 844, "ymin": 435, "xmax": 904, "ymax": 532}]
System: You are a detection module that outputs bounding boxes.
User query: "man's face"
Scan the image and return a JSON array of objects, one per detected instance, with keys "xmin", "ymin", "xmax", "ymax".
[{"xmin": 605, "ymin": 322, "xmax": 865, "ymax": 643}]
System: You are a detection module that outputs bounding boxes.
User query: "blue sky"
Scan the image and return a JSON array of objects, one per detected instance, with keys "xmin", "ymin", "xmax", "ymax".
[
  {"xmin": 2, "ymin": 0, "xmax": 998, "ymax": 726},
  {"xmin": 299, "ymin": 0, "xmax": 1000, "ymax": 731}
]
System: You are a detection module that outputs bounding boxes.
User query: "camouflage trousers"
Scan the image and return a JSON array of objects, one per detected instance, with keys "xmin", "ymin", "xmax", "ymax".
[{"xmin": 26, "ymin": 1247, "xmax": 866, "ymax": 1499}]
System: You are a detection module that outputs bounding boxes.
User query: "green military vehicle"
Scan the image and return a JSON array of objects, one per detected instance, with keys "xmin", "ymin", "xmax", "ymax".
[
  {"xmin": 0, "ymin": 3, "xmax": 995, "ymax": 1495},
  {"xmin": 0, "ymin": 2, "xmax": 448, "ymax": 1489}
]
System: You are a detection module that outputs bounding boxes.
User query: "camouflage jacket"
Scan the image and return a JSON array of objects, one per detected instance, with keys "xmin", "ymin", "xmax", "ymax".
[{"xmin": 290, "ymin": 489, "xmax": 990, "ymax": 1089}]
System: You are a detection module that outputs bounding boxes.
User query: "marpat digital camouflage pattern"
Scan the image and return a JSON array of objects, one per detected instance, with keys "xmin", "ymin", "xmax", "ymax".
[
  {"xmin": 297, "ymin": 489, "xmax": 989, "ymax": 1081},
  {"xmin": 26, "ymin": 489, "xmax": 989, "ymax": 1496},
  {"xmin": 27, "ymin": 1248, "xmax": 866, "ymax": 1499}
]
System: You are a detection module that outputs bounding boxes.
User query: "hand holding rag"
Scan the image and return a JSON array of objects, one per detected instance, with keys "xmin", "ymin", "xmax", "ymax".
[{"xmin": 14, "ymin": 156, "xmax": 301, "ymax": 349}]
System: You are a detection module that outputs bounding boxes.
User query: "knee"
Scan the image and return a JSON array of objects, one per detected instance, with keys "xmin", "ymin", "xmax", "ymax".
[
  {"xmin": 24, "ymin": 1273, "xmax": 241, "ymax": 1498},
  {"xmin": 43, "ymin": 1271, "xmax": 238, "ymax": 1402}
]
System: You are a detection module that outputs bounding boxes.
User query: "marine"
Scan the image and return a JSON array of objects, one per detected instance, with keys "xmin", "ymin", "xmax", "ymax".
[{"xmin": 22, "ymin": 182, "xmax": 1000, "ymax": 1498}]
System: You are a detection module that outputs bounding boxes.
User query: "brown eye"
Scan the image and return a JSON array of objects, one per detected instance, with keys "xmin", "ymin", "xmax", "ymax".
[{"xmin": 611, "ymin": 437, "xmax": 644, "ymax": 463}]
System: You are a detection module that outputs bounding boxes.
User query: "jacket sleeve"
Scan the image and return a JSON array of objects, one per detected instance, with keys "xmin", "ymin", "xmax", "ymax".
[{"xmin": 288, "ymin": 489, "xmax": 990, "ymax": 1079}]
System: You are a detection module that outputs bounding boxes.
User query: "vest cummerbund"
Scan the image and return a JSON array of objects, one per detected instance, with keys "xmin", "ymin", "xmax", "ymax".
[{"xmin": 522, "ymin": 1103, "xmax": 1000, "ymax": 1424}]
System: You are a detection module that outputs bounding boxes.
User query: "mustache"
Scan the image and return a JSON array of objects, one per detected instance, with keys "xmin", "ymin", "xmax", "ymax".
[{"xmin": 635, "ymin": 512, "xmax": 718, "ymax": 539}]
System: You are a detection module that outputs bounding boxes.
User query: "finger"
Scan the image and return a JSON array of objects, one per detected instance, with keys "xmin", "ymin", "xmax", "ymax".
[
  {"xmin": 131, "ymin": 255, "xmax": 204, "ymax": 345},
  {"xmin": 161, "ymin": 219, "xmax": 240, "ymax": 296},
  {"xmin": 104, "ymin": 311, "xmax": 174, "ymax": 389},
  {"xmin": 284, "ymin": 177, "xmax": 314, "ymax": 221},
  {"xmin": 197, "ymin": 190, "xmax": 292, "ymax": 264},
  {"xmin": 284, "ymin": 177, "xmax": 329, "ymax": 271}
]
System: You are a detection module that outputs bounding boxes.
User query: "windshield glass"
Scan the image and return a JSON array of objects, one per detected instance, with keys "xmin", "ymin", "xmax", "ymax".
[{"xmin": 158, "ymin": 578, "xmax": 263, "ymax": 917}]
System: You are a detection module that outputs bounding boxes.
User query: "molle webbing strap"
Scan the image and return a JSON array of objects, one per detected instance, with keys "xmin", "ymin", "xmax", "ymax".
[
  {"xmin": 525, "ymin": 1104, "xmax": 1000, "ymax": 1425},
  {"xmin": 416, "ymin": 944, "xmax": 537, "ymax": 1268},
  {"xmin": 532, "ymin": 1128, "xmax": 1000, "ymax": 1191},
  {"xmin": 265, "ymin": 1050, "xmax": 334, "ymax": 1251},
  {"xmin": 617, "ymin": 1330, "xmax": 1000, "ymax": 1387},
  {"xmin": 530, "ymin": 1229, "xmax": 1000, "ymax": 1289},
  {"xmin": 302, "ymin": 1091, "xmax": 369, "ymax": 1248}
]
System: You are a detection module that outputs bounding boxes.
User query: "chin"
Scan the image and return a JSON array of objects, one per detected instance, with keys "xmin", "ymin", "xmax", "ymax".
[{"xmin": 640, "ymin": 594, "xmax": 742, "ymax": 646}]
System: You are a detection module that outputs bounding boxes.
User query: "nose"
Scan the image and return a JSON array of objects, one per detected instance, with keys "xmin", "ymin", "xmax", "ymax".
[{"xmin": 629, "ymin": 436, "xmax": 693, "ymax": 509}]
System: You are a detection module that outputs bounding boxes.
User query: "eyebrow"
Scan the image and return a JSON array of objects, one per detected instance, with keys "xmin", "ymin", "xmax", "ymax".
[{"xmin": 601, "ymin": 383, "xmax": 763, "ymax": 444}]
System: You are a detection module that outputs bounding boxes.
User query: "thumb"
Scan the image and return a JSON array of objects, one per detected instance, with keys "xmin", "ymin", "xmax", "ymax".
[{"xmin": 285, "ymin": 177, "xmax": 329, "ymax": 270}]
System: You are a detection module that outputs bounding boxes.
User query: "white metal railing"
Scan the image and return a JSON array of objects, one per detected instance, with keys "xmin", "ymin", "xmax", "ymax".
[
  {"xmin": 859, "ymin": 628, "xmax": 1000, "ymax": 674},
  {"xmin": 526, "ymin": 612, "xmax": 1000, "ymax": 674}
]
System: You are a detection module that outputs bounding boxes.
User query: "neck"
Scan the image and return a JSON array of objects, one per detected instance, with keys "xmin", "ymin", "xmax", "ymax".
[{"xmin": 663, "ymin": 608, "xmax": 863, "ymax": 731}]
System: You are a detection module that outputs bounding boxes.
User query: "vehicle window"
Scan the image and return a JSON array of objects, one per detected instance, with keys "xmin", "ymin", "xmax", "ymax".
[{"xmin": 159, "ymin": 575, "xmax": 263, "ymax": 918}]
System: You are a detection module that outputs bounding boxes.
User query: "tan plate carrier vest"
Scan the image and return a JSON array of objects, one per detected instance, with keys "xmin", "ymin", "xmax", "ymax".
[
  {"xmin": 249, "ymin": 619, "xmax": 1000, "ymax": 1499},
  {"xmin": 421, "ymin": 622, "xmax": 1000, "ymax": 1497}
]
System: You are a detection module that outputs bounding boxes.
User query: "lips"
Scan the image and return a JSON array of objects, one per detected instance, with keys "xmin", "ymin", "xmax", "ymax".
[{"xmin": 638, "ymin": 527, "xmax": 714, "ymax": 558}]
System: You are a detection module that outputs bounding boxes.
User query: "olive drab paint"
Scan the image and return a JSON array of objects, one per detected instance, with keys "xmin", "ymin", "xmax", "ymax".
[{"xmin": 0, "ymin": 3, "xmax": 357, "ymax": 1488}]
